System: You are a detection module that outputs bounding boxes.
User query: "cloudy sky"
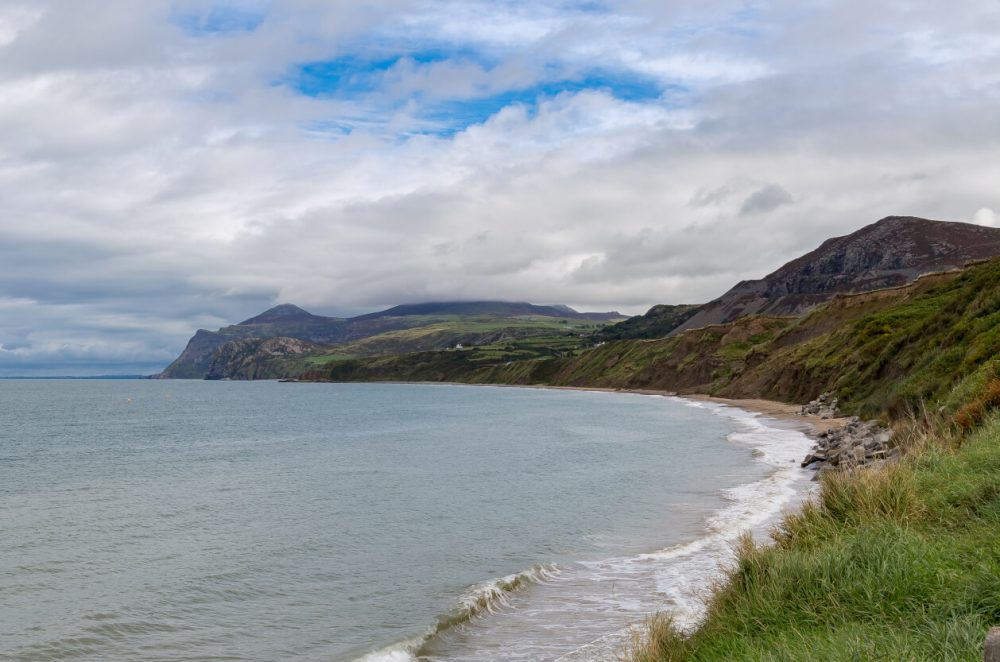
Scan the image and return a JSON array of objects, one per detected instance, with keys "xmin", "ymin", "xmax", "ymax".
[{"xmin": 1, "ymin": 0, "xmax": 999, "ymax": 374}]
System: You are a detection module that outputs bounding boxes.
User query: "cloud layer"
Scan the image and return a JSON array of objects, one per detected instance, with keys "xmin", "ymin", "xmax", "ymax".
[{"xmin": 1, "ymin": 0, "xmax": 999, "ymax": 374}]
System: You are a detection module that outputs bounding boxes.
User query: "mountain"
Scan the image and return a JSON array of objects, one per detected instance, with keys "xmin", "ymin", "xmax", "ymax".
[
  {"xmin": 238, "ymin": 304, "xmax": 325, "ymax": 325},
  {"xmin": 157, "ymin": 305, "xmax": 350, "ymax": 378},
  {"xmin": 669, "ymin": 216, "xmax": 1000, "ymax": 335},
  {"xmin": 162, "ymin": 216, "xmax": 1000, "ymax": 380},
  {"xmin": 159, "ymin": 301, "xmax": 623, "ymax": 378},
  {"xmin": 352, "ymin": 301, "xmax": 622, "ymax": 321}
]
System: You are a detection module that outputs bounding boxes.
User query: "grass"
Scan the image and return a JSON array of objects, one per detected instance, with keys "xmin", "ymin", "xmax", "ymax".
[
  {"xmin": 630, "ymin": 418, "xmax": 1000, "ymax": 661},
  {"xmin": 449, "ymin": 258, "xmax": 1000, "ymax": 423}
]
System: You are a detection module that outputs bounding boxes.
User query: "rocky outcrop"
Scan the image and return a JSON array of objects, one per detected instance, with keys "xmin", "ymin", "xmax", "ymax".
[
  {"xmin": 670, "ymin": 216, "xmax": 1000, "ymax": 335},
  {"xmin": 157, "ymin": 329, "xmax": 231, "ymax": 379},
  {"xmin": 205, "ymin": 337, "xmax": 322, "ymax": 380},
  {"xmin": 799, "ymin": 392, "xmax": 841, "ymax": 419},
  {"xmin": 801, "ymin": 418, "xmax": 898, "ymax": 478}
]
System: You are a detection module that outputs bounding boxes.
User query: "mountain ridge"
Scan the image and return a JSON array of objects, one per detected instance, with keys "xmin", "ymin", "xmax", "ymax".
[{"xmin": 668, "ymin": 215, "xmax": 1000, "ymax": 335}]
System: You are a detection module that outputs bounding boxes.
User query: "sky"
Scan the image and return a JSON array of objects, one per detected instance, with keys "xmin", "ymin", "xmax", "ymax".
[{"xmin": 1, "ymin": 0, "xmax": 999, "ymax": 375}]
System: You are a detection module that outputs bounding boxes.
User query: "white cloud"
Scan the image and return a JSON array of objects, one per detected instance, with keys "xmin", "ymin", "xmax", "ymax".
[
  {"xmin": 974, "ymin": 208, "xmax": 999, "ymax": 227},
  {"xmin": 0, "ymin": 4, "xmax": 43, "ymax": 47},
  {"xmin": 1, "ymin": 0, "xmax": 1000, "ymax": 373}
]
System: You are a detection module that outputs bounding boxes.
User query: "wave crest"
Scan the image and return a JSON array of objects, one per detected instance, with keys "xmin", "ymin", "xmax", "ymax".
[{"xmin": 356, "ymin": 563, "xmax": 560, "ymax": 661}]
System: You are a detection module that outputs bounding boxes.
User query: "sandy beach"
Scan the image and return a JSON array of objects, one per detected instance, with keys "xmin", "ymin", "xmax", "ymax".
[
  {"xmin": 682, "ymin": 394, "xmax": 850, "ymax": 435},
  {"xmin": 479, "ymin": 382, "xmax": 851, "ymax": 437}
]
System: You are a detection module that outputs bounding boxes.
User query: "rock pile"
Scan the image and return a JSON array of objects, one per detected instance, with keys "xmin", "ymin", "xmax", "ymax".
[
  {"xmin": 799, "ymin": 392, "xmax": 842, "ymax": 419},
  {"xmin": 801, "ymin": 418, "xmax": 898, "ymax": 479}
]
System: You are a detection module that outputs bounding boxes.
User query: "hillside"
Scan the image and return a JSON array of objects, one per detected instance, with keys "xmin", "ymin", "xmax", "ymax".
[
  {"xmin": 302, "ymin": 256, "xmax": 1000, "ymax": 423},
  {"xmin": 670, "ymin": 216, "xmax": 1000, "ymax": 335},
  {"xmin": 159, "ymin": 301, "xmax": 623, "ymax": 378},
  {"xmin": 595, "ymin": 304, "xmax": 701, "ymax": 341}
]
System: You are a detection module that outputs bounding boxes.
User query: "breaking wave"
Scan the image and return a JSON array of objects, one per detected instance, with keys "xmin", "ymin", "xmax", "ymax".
[{"xmin": 356, "ymin": 564, "xmax": 560, "ymax": 662}]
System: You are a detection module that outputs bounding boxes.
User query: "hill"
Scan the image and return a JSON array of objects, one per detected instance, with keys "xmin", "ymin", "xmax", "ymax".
[
  {"xmin": 162, "ymin": 216, "xmax": 1000, "ymax": 380},
  {"xmin": 669, "ymin": 216, "xmax": 1000, "ymax": 335},
  {"xmin": 302, "ymin": 250, "xmax": 1000, "ymax": 422},
  {"xmin": 595, "ymin": 304, "xmax": 700, "ymax": 341},
  {"xmin": 496, "ymin": 261, "xmax": 1000, "ymax": 419},
  {"xmin": 158, "ymin": 301, "xmax": 623, "ymax": 378}
]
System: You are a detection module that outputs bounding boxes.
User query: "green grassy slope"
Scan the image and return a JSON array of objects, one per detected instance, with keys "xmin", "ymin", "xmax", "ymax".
[
  {"xmin": 325, "ymin": 315, "xmax": 606, "ymax": 357},
  {"xmin": 469, "ymin": 258, "xmax": 1000, "ymax": 421},
  {"xmin": 633, "ymin": 417, "xmax": 1000, "ymax": 661},
  {"xmin": 182, "ymin": 313, "xmax": 617, "ymax": 380},
  {"xmin": 296, "ymin": 331, "xmax": 592, "ymax": 383},
  {"xmin": 595, "ymin": 303, "xmax": 701, "ymax": 341},
  {"xmin": 299, "ymin": 258, "xmax": 1000, "ymax": 426}
]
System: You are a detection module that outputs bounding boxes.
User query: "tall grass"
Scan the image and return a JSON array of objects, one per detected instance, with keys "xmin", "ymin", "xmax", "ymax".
[{"xmin": 631, "ymin": 418, "xmax": 1000, "ymax": 661}]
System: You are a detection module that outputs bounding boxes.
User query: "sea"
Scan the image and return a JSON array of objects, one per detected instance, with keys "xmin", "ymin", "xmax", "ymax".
[{"xmin": 0, "ymin": 380, "xmax": 813, "ymax": 661}]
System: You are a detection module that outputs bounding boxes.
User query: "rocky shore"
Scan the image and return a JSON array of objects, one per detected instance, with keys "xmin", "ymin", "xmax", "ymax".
[{"xmin": 798, "ymin": 394, "xmax": 897, "ymax": 478}]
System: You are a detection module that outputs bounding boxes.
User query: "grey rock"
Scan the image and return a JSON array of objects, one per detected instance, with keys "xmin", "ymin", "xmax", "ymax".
[
  {"xmin": 799, "ymin": 415, "xmax": 895, "ymax": 475},
  {"xmin": 985, "ymin": 626, "xmax": 1000, "ymax": 662}
]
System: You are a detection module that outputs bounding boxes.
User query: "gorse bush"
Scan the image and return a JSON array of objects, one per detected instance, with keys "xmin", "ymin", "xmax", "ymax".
[{"xmin": 955, "ymin": 378, "xmax": 1000, "ymax": 431}]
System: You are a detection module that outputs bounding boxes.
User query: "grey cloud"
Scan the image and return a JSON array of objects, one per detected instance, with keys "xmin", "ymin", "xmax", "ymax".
[
  {"xmin": 689, "ymin": 182, "xmax": 740, "ymax": 208},
  {"xmin": 739, "ymin": 184, "xmax": 794, "ymax": 216}
]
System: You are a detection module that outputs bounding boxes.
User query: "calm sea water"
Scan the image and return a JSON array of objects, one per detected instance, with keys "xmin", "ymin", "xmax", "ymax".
[{"xmin": 0, "ymin": 381, "xmax": 811, "ymax": 661}]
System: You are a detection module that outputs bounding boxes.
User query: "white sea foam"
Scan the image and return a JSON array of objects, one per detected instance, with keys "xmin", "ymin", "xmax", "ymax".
[
  {"xmin": 552, "ymin": 397, "xmax": 816, "ymax": 659},
  {"xmin": 357, "ymin": 640, "xmax": 422, "ymax": 662},
  {"xmin": 637, "ymin": 397, "xmax": 814, "ymax": 629}
]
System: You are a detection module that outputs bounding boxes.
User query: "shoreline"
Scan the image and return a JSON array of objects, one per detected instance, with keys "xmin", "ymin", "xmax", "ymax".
[
  {"xmin": 681, "ymin": 393, "xmax": 850, "ymax": 435},
  {"xmin": 391, "ymin": 381, "xmax": 851, "ymax": 438},
  {"xmin": 351, "ymin": 381, "xmax": 831, "ymax": 660}
]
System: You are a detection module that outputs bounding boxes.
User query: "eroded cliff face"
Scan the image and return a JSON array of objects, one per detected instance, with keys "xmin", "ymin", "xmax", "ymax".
[
  {"xmin": 670, "ymin": 216, "xmax": 1000, "ymax": 334},
  {"xmin": 158, "ymin": 329, "xmax": 229, "ymax": 379},
  {"xmin": 205, "ymin": 337, "xmax": 322, "ymax": 380}
]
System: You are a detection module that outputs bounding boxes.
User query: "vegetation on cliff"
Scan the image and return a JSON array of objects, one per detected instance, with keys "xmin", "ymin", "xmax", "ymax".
[
  {"xmin": 670, "ymin": 215, "xmax": 1000, "ymax": 335},
  {"xmin": 304, "ymin": 257, "xmax": 1000, "ymax": 427},
  {"xmin": 594, "ymin": 303, "xmax": 700, "ymax": 341}
]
